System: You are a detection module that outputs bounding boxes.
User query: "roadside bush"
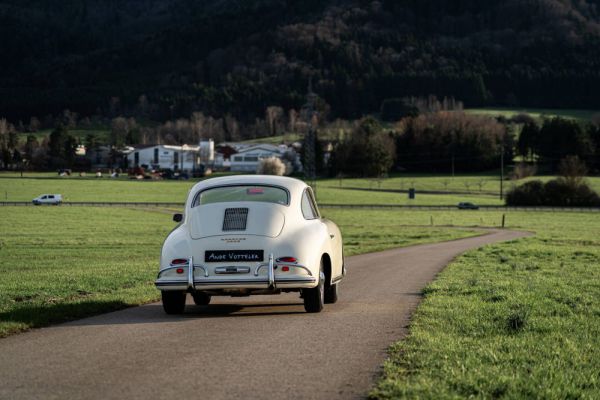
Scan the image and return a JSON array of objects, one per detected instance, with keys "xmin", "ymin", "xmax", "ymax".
[
  {"xmin": 256, "ymin": 156, "xmax": 285, "ymax": 176},
  {"xmin": 506, "ymin": 179, "xmax": 600, "ymax": 207}
]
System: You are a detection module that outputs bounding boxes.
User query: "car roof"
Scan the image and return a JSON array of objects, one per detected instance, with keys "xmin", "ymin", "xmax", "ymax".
[{"xmin": 189, "ymin": 175, "xmax": 309, "ymax": 194}]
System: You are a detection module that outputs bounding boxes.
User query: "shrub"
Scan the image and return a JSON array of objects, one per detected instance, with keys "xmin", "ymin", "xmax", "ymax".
[
  {"xmin": 256, "ymin": 157, "xmax": 285, "ymax": 176},
  {"xmin": 506, "ymin": 179, "xmax": 600, "ymax": 207}
]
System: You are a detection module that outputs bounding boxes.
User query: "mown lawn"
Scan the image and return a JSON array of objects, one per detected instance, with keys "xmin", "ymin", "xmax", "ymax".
[
  {"xmin": 0, "ymin": 207, "xmax": 173, "ymax": 337},
  {"xmin": 369, "ymin": 211, "xmax": 600, "ymax": 399},
  {"xmin": 0, "ymin": 206, "xmax": 481, "ymax": 337},
  {"xmin": 2, "ymin": 174, "xmax": 599, "ymax": 206}
]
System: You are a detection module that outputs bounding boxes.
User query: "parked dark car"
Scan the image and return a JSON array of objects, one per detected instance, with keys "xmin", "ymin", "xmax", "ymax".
[{"xmin": 457, "ymin": 202, "xmax": 479, "ymax": 210}]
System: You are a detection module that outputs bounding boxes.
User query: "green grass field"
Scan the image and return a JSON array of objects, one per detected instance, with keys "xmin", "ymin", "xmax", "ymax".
[
  {"xmin": 0, "ymin": 206, "xmax": 481, "ymax": 337},
  {"xmin": 1, "ymin": 175, "xmax": 599, "ymax": 397},
  {"xmin": 466, "ymin": 107, "xmax": 599, "ymax": 122},
  {"xmin": 369, "ymin": 211, "xmax": 600, "ymax": 399},
  {"xmin": 5, "ymin": 173, "xmax": 599, "ymax": 206},
  {"xmin": 16, "ymin": 127, "xmax": 111, "ymax": 145}
]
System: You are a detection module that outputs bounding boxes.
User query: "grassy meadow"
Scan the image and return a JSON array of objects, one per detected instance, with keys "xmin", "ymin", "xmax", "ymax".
[
  {"xmin": 370, "ymin": 211, "xmax": 600, "ymax": 399},
  {"xmin": 1, "ymin": 174, "xmax": 600, "ymax": 397},
  {"xmin": 5, "ymin": 172, "xmax": 600, "ymax": 206},
  {"xmin": 0, "ymin": 207, "xmax": 173, "ymax": 337},
  {"xmin": 0, "ymin": 205, "xmax": 482, "ymax": 337},
  {"xmin": 466, "ymin": 107, "xmax": 599, "ymax": 122}
]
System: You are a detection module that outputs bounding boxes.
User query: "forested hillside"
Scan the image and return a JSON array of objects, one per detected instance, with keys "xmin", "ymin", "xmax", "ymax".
[{"xmin": 2, "ymin": 0, "xmax": 600, "ymax": 122}]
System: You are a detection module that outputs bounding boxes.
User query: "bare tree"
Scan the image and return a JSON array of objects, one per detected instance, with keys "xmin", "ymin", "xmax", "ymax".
[
  {"xmin": 464, "ymin": 181, "xmax": 472, "ymax": 192},
  {"xmin": 28, "ymin": 117, "xmax": 40, "ymax": 132},
  {"xmin": 477, "ymin": 179, "xmax": 487, "ymax": 192},
  {"xmin": 441, "ymin": 178, "xmax": 450, "ymax": 192},
  {"xmin": 266, "ymin": 106, "xmax": 284, "ymax": 136},
  {"xmin": 559, "ymin": 155, "xmax": 588, "ymax": 187}
]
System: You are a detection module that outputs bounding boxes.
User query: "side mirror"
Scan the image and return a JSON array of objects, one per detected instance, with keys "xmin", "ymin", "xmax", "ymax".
[{"xmin": 173, "ymin": 213, "xmax": 183, "ymax": 223}]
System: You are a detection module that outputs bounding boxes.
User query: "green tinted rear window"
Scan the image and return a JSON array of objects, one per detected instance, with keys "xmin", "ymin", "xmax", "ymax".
[{"xmin": 193, "ymin": 185, "xmax": 289, "ymax": 206}]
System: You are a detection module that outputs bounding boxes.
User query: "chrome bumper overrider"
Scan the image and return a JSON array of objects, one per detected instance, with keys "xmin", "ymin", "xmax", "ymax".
[{"xmin": 155, "ymin": 253, "xmax": 316, "ymax": 290}]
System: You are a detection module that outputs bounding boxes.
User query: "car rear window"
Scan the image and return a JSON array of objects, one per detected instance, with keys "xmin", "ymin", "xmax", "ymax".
[{"xmin": 193, "ymin": 185, "xmax": 289, "ymax": 206}]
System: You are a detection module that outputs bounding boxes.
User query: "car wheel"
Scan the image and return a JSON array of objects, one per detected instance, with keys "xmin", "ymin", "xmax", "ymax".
[
  {"xmin": 324, "ymin": 282, "xmax": 338, "ymax": 304},
  {"xmin": 161, "ymin": 290, "xmax": 186, "ymax": 314},
  {"xmin": 303, "ymin": 261, "xmax": 325, "ymax": 313},
  {"xmin": 192, "ymin": 291, "xmax": 211, "ymax": 306}
]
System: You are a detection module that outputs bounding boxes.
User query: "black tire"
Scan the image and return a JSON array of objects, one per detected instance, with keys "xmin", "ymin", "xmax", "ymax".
[
  {"xmin": 303, "ymin": 262, "xmax": 325, "ymax": 313},
  {"xmin": 192, "ymin": 291, "xmax": 211, "ymax": 306},
  {"xmin": 324, "ymin": 282, "xmax": 338, "ymax": 304},
  {"xmin": 161, "ymin": 290, "xmax": 186, "ymax": 314}
]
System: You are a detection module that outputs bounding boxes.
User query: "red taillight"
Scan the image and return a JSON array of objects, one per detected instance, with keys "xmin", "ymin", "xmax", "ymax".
[
  {"xmin": 281, "ymin": 266, "xmax": 290, "ymax": 272},
  {"xmin": 276, "ymin": 257, "xmax": 297, "ymax": 263},
  {"xmin": 171, "ymin": 258, "xmax": 188, "ymax": 265},
  {"xmin": 176, "ymin": 268, "xmax": 184, "ymax": 274}
]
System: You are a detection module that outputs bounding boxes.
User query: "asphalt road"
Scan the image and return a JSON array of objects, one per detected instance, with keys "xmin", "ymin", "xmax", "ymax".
[{"xmin": 0, "ymin": 229, "xmax": 530, "ymax": 400}]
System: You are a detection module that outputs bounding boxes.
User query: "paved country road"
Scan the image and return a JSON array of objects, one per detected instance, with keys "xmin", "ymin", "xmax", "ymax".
[{"xmin": 0, "ymin": 229, "xmax": 530, "ymax": 400}]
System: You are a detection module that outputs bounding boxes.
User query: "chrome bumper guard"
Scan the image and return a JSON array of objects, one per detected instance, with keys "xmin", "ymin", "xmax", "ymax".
[{"xmin": 156, "ymin": 253, "xmax": 315, "ymax": 290}]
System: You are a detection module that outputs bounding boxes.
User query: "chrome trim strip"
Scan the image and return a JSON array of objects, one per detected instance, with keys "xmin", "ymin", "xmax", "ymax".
[
  {"xmin": 187, "ymin": 256, "xmax": 194, "ymax": 290},
  {"xmin": 155, "ymin": 281, "xmax": 188, "ymax": 287},
  {"xmin": 215, "ymin": 266, "xmax": 251, "ymax": 274},
  {"xmin": 194, "ymin": 264, "xmax": 209, "ymax": 278},
  {"xmin": 157, "ymin": 263, "xmax": 208, "ymax": 279},
  {"xmin": 268, "ymin": 253, "xmax": 275, "ymax": 289},
  {"xmin": 274, "ymin": 277, "xmax": 316, "ymax": 283},
  {"xmin": 192, "ymin": 277, "xmax": 316, "ymax": 285},
  {"xmin": 332, "ymin": 275, "xmax": 343, "ymax": 284},
  {"xmin": 156, "ymin": 266, "xmax": 182, "ymax": 279},
  {"xmin": 254, "ymin": 263, "xmax": 313, "ymax": 277}
]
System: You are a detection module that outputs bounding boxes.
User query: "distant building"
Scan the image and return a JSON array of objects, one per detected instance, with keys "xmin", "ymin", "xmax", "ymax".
[
  {"xmin": 126, "ymin": 144, "xmax": 201, "ymax": 172},
  {"xmin": 229, "ymin": 144, "xmax": 285, "ymax": 172}
]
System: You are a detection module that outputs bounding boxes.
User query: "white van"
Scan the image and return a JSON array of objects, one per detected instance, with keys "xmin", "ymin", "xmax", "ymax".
[{"xmin": 32, "ymin": 194, "xmax": 63, "ymax": 205}]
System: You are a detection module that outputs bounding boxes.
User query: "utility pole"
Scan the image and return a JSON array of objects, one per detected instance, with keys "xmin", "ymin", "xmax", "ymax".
[
  {"xmin": 500, "ymin": 145, "xmax": 504, "ymax": 200},
  {"xmin": 302, "ymin": 78, "xmax": 318, "ymax": 196}
]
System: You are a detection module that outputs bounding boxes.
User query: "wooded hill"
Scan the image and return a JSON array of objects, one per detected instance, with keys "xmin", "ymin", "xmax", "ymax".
[{"xmin": 2, "ymin": 0, "xmax": 600, "ymax": 122}]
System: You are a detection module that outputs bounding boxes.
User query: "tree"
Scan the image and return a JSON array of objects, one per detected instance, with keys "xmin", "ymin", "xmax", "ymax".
[
  {"xmin": 517, "ymin": 121, "xmax": 540, "ymax": 161},
  {"xmin": 331, "ymin": 117, "xmax": 395, "ymax": 177},
  {"xmin": 538, "ymin": 117, "xmax": 592, "ymax": 171},
  {"xmin": 48, "ymin": 124, "xmax": 76, "ymax": 169},
  {"xmin": 558, "ymin": 155, "xmax": 587, "ymax": 188},
  {"xmin": 380, "ymin": 98, "xmax": 419, "ymax": 122}
]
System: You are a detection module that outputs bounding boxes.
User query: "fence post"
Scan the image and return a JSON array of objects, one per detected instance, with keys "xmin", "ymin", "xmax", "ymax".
[{"xmin": 502, "ymin": 214, "xmax": 506, "ymax": 228}]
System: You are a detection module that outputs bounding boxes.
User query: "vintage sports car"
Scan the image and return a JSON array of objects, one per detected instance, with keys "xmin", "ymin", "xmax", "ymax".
[{"xmin": 155, "ymin": 175, "xmax": 345, "ymax": 314}]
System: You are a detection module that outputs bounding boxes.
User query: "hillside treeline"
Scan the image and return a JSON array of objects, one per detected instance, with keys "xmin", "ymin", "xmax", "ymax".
[{"xmin": 2, "ymin": 0, "xmax": 600, "ymax": 121}]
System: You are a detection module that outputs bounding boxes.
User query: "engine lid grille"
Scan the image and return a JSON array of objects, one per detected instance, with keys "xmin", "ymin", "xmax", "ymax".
[{"xmin": 222, "ymin": 208, "xmax": 249, "ymax": 231}]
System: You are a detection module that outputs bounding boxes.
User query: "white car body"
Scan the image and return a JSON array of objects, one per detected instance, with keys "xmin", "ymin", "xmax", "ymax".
[
  {"xmin": 156, "ymin": 175, "xmax": 344, "ymax": 313},
  {"xmin": 32, "ymin": 194, "xmax": 63, "ymax": 205}
]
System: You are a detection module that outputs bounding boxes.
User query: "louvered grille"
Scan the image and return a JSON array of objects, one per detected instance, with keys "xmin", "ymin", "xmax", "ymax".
[{"xmin": 222, "ymin": 208, "xmax": 249, "ymax": 231}]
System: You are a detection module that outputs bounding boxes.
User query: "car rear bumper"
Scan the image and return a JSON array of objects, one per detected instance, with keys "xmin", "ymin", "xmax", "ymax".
[{"xmin": 155, "ymin": 254, "xmax": 317, "ymax": 291}]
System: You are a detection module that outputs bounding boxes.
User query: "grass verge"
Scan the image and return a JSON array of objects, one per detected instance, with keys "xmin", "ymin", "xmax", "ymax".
[{"xmin": 369, "ymin": 211, "xmax": 600, "ymax": 399}]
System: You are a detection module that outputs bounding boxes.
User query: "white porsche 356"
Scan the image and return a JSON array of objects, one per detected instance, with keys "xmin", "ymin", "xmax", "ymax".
[{"xmin": 156, "ymin": 175, "xmax": 344, "ymax": 314}]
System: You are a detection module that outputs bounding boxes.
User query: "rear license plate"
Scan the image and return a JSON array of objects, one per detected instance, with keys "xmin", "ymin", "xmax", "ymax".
[{"xmin": 205, "ymin": 250, "xmax": 264, "ymax": 263}]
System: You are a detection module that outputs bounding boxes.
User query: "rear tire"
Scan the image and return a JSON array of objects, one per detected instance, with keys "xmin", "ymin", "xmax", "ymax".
[
  {"xmin": 324, "ymin": 282, "xmax": 338, "ymax": 304},
  {"xmin": 303, "ymin": 261, "xmax": 325, "ymax": 313},
  {"xmin": 161, "ymin": 291, "xmax": 186, "ymax": 314},
  {"xmin": 192, "ymin": 291, "xmax": 211, "ymax": 306}
]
